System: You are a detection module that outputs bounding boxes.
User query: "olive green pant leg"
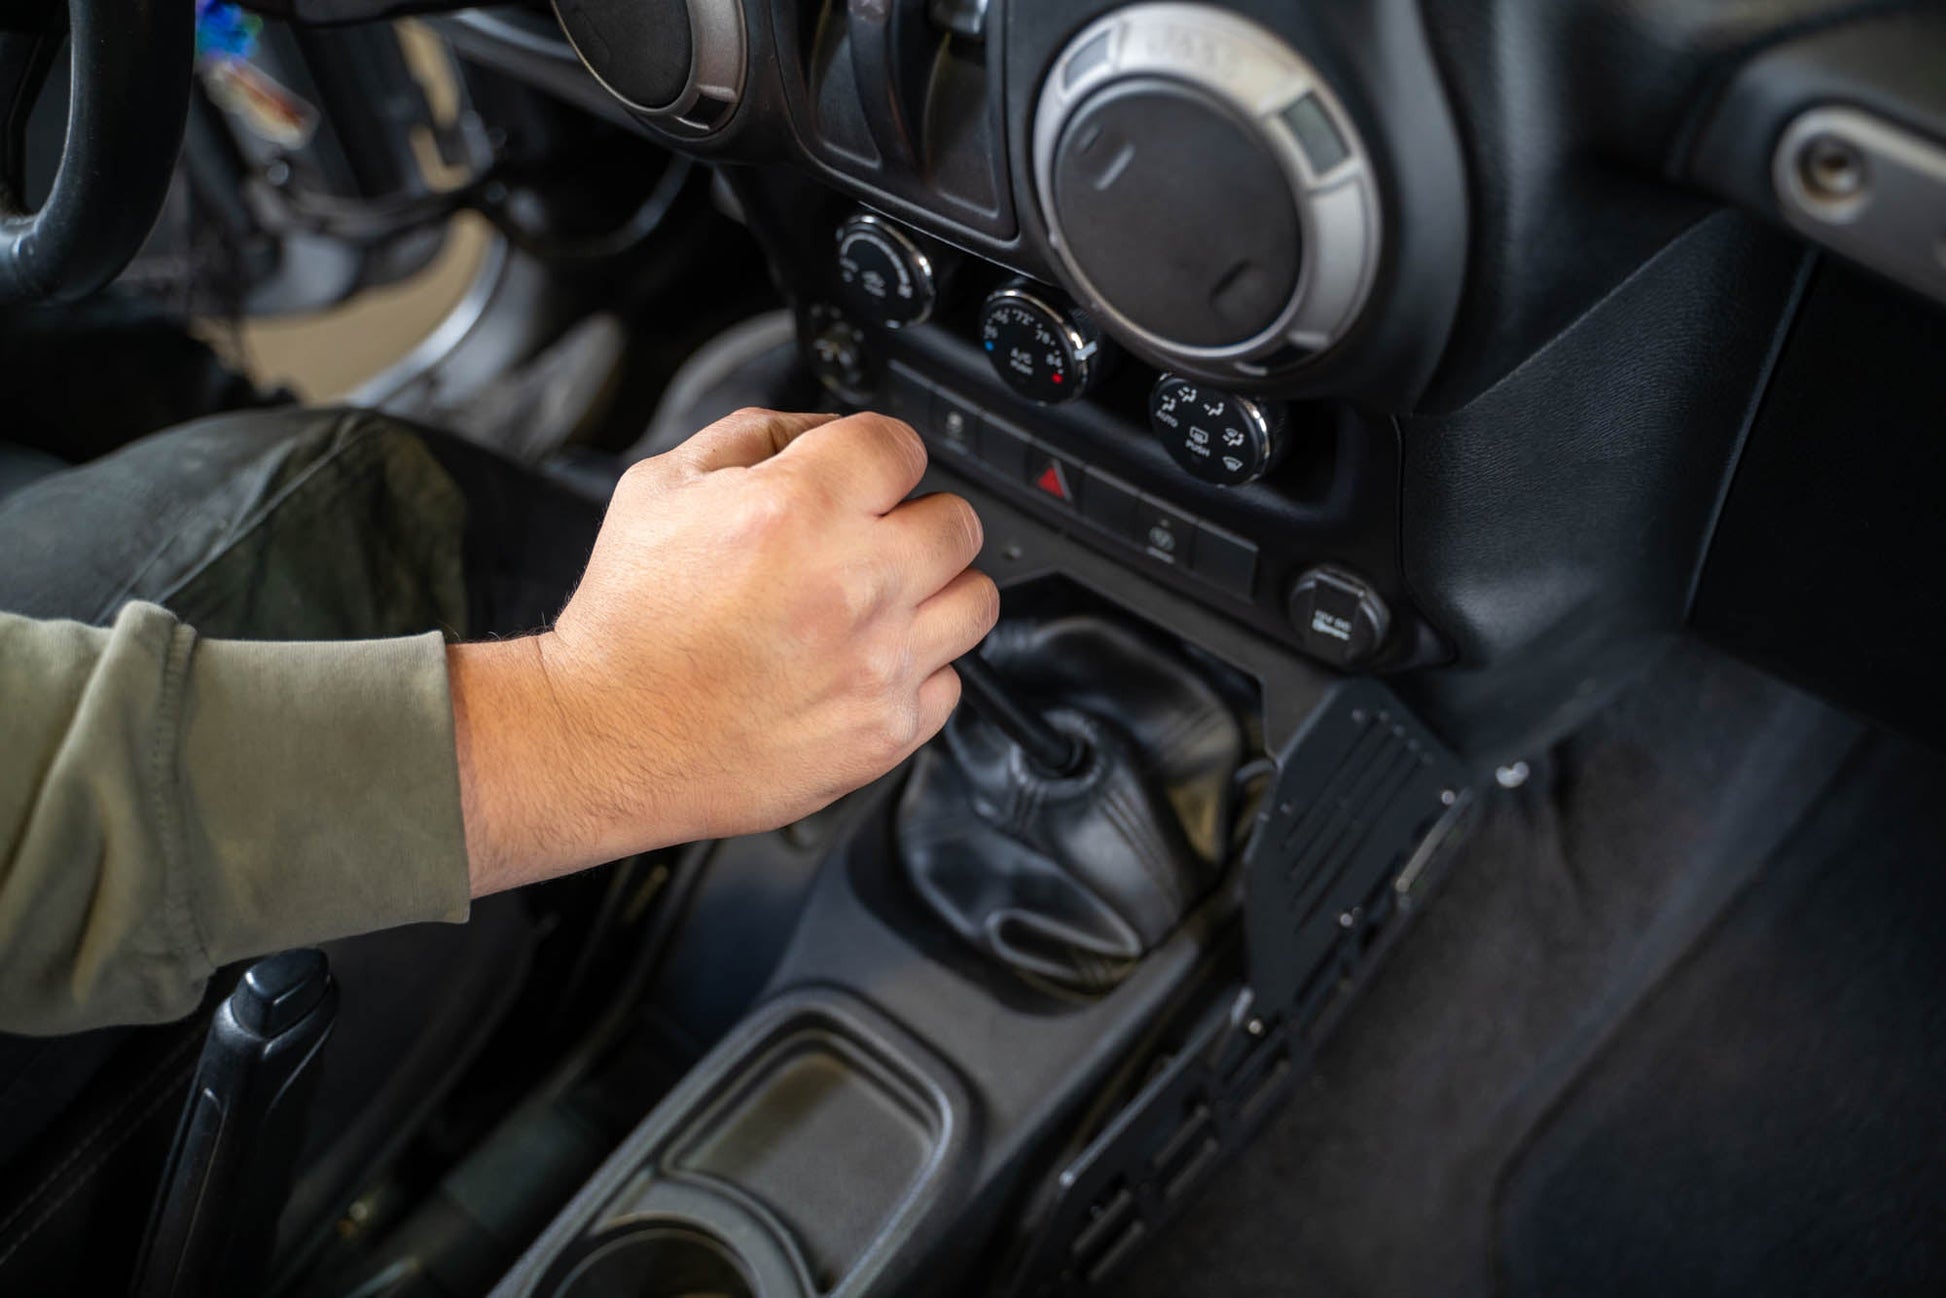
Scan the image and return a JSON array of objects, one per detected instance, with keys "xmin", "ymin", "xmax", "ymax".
[{"xmin": 0, "ymin": 406, "xmax": 473, "ymax": 641}]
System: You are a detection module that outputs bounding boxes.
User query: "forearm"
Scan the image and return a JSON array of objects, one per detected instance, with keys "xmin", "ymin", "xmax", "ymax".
[
  {"xmin": 448, "ymin": 634, "xmax": 715, "ymax": 895},
  {"xmin": 0, "ymin": 603, "xmax": 471, "ymax": 1035},
  {"xmin": 0, "ymin": 406, "xmax": 992, "ymax": 1035},
  {"xmin": 449, "ymin": 636, "xmax": 600, "ymax": 895}
]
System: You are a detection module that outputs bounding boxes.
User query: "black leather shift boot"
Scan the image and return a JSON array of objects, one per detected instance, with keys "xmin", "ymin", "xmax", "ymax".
[{"xmin": 897, "ymin": 617, "xmax": 1246, "ymax": 992}]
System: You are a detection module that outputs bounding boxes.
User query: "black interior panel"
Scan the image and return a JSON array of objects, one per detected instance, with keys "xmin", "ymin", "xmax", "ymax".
[
  {"xmin": 1399, "ymin": 213, "xmax": 1809, "ymax": 757},
  {"xmin": 1692, "ymin": 261, "xmax": 1946, "ymax": 747}
]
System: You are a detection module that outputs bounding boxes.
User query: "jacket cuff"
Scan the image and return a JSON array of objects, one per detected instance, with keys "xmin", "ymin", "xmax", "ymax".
[{"xmin": 172, "ymin": 629, "xmax": 472, "ymax": 967}]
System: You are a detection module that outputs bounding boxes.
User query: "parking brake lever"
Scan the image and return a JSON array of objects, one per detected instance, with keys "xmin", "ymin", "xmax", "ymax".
[
  {"xmin": 133, "ymin": 950, "xmax": 338, "ymax": 1298},
  {"xmin": 954, "ymin": 651, "xmax": 1088, "ymax": 777}
]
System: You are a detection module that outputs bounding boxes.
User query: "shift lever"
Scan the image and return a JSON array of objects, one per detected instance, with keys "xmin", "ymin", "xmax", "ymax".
[
  {"xmin": 902, "ymin": 618, "xmax": 1246, "ymax": 991},
  {"xmin": 954, "ymin": 651, "xmax": 1087, "ymax": 776}
]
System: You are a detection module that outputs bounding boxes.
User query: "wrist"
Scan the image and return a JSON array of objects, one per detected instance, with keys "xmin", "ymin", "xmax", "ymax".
[{"xmin": 449, "ymin": 635, "xmax": 593, "ymax": 895}]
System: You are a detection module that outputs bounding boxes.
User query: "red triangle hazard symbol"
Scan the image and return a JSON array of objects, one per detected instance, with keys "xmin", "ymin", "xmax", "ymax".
[{"xmin": 1034, "ymin": 461, "xmax": 1070, "ymax": 501}]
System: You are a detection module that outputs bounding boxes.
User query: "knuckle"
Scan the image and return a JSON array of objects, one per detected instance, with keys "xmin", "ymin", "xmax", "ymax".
[
  {"xmin": 728, "ymin": 487, "xmax": 791, "ymax": 541},
  {"xmin": 872, "ymin": 700, "xmax": 922, "ymax": 759},
  {"xmin": 864, "ymin": 414, "xmax": 927, "ymax": 476},
  {"xmin": 617, "ymin": 457, "xmax": 662, "ymax": 493},
  {"xmin": 939, "ymin": 667, "xmax": 965, "ymax": 713},
  {"xmin": 969, "ymin": 571, "xmax": 1002, "ymax": 630},
  {"xmin": 947, "ymin": 495, "xmax": 984, "ymax": 554},
  {"xmin": 857, "ymin": 637, "xmax": 912, "ymax": 694},
  {"xmin": 832, "ymin": 562, "xmax": 884, "ymax": 625},
  {"xmin": 775, "ymin": 460, "xmax": 837, "ymax": 512}
]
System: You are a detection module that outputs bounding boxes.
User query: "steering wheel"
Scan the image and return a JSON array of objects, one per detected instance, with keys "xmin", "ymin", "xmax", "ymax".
[{"xmin": 0, "ymin": 0, "xmax": 193, "ymax": 303}]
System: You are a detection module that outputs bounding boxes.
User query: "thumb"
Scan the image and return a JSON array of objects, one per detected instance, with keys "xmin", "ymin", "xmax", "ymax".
[{"xmin": 674, "ymin": 408, "xmax": 838, "ymax": 473}]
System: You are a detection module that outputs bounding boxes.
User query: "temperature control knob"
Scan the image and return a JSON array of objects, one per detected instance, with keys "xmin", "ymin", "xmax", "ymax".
[
  {"xmin": 1149, "ymin": 375, "xmax": 1287, "ymax": 486},
  {"xmin": 978, "ymin": 283, "xmax": 1105, "ymax": 404},
  {"xmin": 836, "ymin": 212, "xmax": 937, "ymax": 329}
]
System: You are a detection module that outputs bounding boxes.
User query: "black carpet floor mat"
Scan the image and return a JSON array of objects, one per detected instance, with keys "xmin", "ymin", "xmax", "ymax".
[
  {"xmin": 1495, "ymin": 733, "xmax": 1946, "ymax": 1297},
  {"xmin": 1124, "ymin": 636, "xmax": 1945, "ymax": 1297}
]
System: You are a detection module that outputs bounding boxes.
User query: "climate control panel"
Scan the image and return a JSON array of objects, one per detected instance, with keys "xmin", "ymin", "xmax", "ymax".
[
  {"xmin": 797, "ymin": 192, "xmax": 1422, "ymax": 673},
  {"xmin": 882, "ymin": 360, "xmax": 1263, "ymax": 602}
]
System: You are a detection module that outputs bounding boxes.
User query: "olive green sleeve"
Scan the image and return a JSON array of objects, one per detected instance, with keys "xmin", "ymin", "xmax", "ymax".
[{"xmin": 0, "ymin": 602, "xmax": 471, "ymax": 1036}]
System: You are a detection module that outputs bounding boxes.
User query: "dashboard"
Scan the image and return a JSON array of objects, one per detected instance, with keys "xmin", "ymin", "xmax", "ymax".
[
  {"xmin": 444, "ymin": 0, "xmax": 1946, "ymax": 754},
  {"xmin": 546, "ymin": 0, "xmax": 1466, "ymax": 401}
]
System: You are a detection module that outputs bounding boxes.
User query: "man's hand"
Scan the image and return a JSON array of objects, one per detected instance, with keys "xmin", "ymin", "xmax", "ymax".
[{"xmin": 450, "ymin": 408, "xmax": 999, "ymax": 895}]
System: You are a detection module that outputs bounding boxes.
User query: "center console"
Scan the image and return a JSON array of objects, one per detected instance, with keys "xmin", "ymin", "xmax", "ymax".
[
  {"xmin": 458, "ymin": 2, "xmax": 1483, "ymax": 1294},
  {"xmin": 488, "ymin": 459, "xmax": 1469, "ymax": 1296}
]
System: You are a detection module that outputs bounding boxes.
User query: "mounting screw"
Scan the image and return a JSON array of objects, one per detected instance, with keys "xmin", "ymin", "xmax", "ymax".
[
  {"xmin": 1797, "ymin": 133, "xmax": 1868, "ymax": 202},
  {"xmin": 1439, "ymin": 788, "xmax": 1457, "ymax": 806},
  {"xmin": 1246, "ymin": 1018, "xmax": 1265, "ymax": 1037}
]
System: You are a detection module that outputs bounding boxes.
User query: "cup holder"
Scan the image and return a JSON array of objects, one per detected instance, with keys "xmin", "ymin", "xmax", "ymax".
[{"xmin": 546, "ymin": 1223, "xmax": 754, "ymax": 1298}]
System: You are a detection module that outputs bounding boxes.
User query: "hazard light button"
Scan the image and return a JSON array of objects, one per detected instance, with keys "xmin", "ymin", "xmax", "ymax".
[
  {"xmin": 1025, "ymin": 446, "xmax": 1081, "ymax": 509},
  {"xmin": 1033, "ymin": 459, "xmax": 1071, "ymax": 501}
]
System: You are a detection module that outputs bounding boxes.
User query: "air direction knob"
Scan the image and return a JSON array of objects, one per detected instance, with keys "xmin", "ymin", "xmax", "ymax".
[{"xmin": 1149, "ymin": 374, "xmax": 1288, "ymax": 486}]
